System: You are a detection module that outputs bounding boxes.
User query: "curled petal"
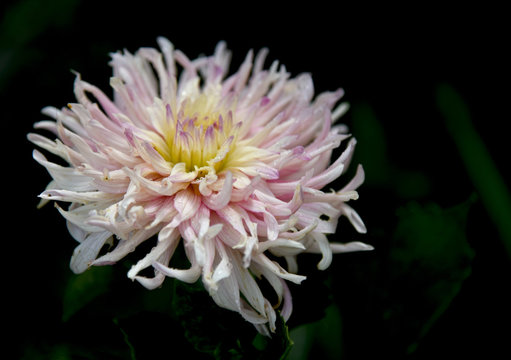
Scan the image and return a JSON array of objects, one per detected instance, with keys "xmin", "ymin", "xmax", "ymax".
[
  {"xmin": 311, "ymin": 232, "xmax": 333, "ymax": 270},
  {"xmin": 341, "ymin": 164, "xmax": 365, "ymax": 192},
  {"xmin": 280, "ymin": 279, "xmax": 293, "ymax": 322},
  {"xmin": 153, "ymin": 261, "xmax": 201, "ymax": 284},
  {"xmin": 127, "ymin": 229, "xmax": 180, "ymax": 284},
  {"xmin": 202, "ymin": 171, "xmax": 233, "ymax": 210},
  {"xmin": 340, "ymin": 204, "xmax": 367, "ymax": 234},
  {"xmin": 252, "ymin": 254, "xmax": 306, "ymax": 285}
]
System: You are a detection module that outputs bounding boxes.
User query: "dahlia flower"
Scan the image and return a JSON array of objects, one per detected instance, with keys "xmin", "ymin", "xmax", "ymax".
[{"xmin": 29, "ymin": 38, "xmax": 371, "ymax": 335}]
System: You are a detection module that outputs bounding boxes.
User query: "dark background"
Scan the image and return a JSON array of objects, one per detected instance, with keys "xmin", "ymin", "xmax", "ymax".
[{"xmin": 2, "ymin": 1, "xmax": 510, "ymax": 358}]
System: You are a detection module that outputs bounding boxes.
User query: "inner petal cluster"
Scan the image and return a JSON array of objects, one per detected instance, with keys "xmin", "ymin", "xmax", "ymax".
[{"xmin": 156, "ymin": 89, "xmax": 236, "ymax": 172}]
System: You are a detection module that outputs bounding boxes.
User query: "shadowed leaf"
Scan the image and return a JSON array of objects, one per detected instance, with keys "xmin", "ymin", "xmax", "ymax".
[
  {"xmin": 333, "ymin": 196, "xmax": 476, "ymax": 358},
  {"xmin": 389, "ymin": 197, "xmax": 476, "ymax": 353},
  {"xmin": 62, "ymin": 266, "xmax": 113, "ymax": 322},
  {"xmin": 288, "ymin": 304, "xmax": 342, "ymax": 360},
  {"xmin": 437, "ymin": 83, "xmax": 511, "ymax": 258}
]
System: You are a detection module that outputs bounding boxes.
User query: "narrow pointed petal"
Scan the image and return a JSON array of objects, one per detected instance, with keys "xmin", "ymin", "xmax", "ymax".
[{"xmin": 330, "ymin": 241, "xmax": 374, "ymax": 253}]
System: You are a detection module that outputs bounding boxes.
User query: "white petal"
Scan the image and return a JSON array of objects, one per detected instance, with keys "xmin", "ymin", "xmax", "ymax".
[
  {"xmin": 133, "ymin": 272, "xmax": 166, "ymax": 290},
  {"xmin": 341, "ymin": 164, "xmax": 365, "ymax": 192},
  {"xmin": 173, "ymin": 188, "xmax": 200, "ymax": 220},
  {"xmin": 280, "ymin": 279, "xmax": 293, "ymax": 321},
  {"xmin": 70, "ymin": 231, "xmax": 113, "ymax": 273},
  {"xmin": 153, "ymin": 261, "xmax": 201, "ymax": 283},
  {"xmin": 330, "ymin": 241, "xmax": 374, "ymax": 253},
  {"xmin": 284, "ymin": 256, "xmax": 297, "ymax": 275},
  {"xmin": 32, "ymin": 150, "xmax": 96, "ymax": 191},
  {"xmin": 264, "ymin": 300, "xmax": 277, "ymax": 333},
  {"xmin": 340, "ymin": 204, "xmax": 367, "ymax": 234},
  {"xmin": 56, "ymin": 205, "xmax": 105, "ymax": 233},
  {"xmin": 127, "ymin": 231, "xmax": 179, "ymax": 280},
  {"xmin": 93, "ymin": 226, "xmax": 161, "ymax": 265},
  {"xmin": 252, "ymin": 254, "xmax": 306, "ymax": 285},
  {"xmin": 216, "ymin": 205, "xmax": 247, "ymax": 239},
  {"xmin": 332, "ymin": 102, "xmax": 350, "ymax": 122},
  {"xmin": 66, "ymin": 220, "xmax": 87, "ymax": 243},
  {"xmin": 210, "ymin": 272, "xmax": 240, "ymax": 312},
  {"xmin": 263, "ymin": 212, "xmax": 279, "ymax": 241},
  {"xmin": 311, "ymin": 232, "xmax": 333, "ymax": 270},
  {"xmin": 39, "ymin": 189, "xmax": 119, "ymax": 204},
  {"xmin": 258, "ymin": 239, "xmax": 305, "ymax": 254},
  {"xmin": 202, "ymin": 171, "xmax": 233, "ymax": 210},
  {"xmin": 207, "ymin": 241, "xmax": 232, "ymax": 291}
]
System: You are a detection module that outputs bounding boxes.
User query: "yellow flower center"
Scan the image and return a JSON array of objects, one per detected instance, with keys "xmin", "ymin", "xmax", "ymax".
[{"xmin": 152, "ymin": 87, "xmax": 238, "ymax": 175}]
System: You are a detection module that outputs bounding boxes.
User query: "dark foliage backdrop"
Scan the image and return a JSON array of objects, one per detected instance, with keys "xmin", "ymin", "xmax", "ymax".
[{"xmin": 2, "ymin": 1, "xmax": 509, "ymax": 358}]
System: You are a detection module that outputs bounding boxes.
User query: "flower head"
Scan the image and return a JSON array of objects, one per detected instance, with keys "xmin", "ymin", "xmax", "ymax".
[{"xmin": 29, "ymin": 38, "xmax": 371, "ymax": 335}]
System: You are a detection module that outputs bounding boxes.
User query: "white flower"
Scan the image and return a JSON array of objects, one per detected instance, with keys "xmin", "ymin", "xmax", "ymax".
[{"xmin": 29, "ymin": 38, "xmax": 371, "ymax": 335}]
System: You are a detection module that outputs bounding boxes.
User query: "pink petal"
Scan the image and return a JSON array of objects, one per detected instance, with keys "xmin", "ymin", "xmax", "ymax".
[{"xmin": 202, "ymin": 171, "xmax": 233, "ymax": 210}]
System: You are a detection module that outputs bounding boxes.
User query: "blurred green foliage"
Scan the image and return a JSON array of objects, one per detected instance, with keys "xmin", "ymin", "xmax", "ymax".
[
  {"xmin": 0, "ymin": 0, "xmax": 79, "ymax": 90},
  {"xmin": 288, "ymin": 304, "xmax": 343, "ymax": 360},
  {"xmin": 61, "ymin": 266, "xmax": 113, "ymax": 323},
  {"xmin": 390, "ymin": 199, "xmax": 475, "ymax": 354},
  {"xmin": 350, "ymin": 102, "xmax": 431, "ymax": 199},
  {"xmin": 437, "ymin": 83, "xmax": 511, "ymax": 257}
]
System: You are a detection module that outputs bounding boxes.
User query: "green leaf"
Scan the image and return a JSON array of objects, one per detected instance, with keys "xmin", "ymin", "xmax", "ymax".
[
  {"xmin": 21, "ymin": 343, "xmax": 72, "ymax": 360},
  {"xmin": 350, "ymin": 102, "xmax": 390, "ymax": 187},
  {"xmin": 350, "ymin": 102, "xmax": 431, "ymax": 199},
  {"xmin": 0, "ymin": 0, "xmax": 80, "ymax": 90},
  {"xmin": 389, "ymin": 197, "xmax": 476, "ymax": 353},
  {"xmin": 334, "ymin": 196, "xmax": 476, "ymax": 358},
  {"xmin": 288, "ymin": 304, "xmax": 342, "ymax": 360},
  {"xmin": 61, "ymin": 266, "xmax": 113, "ymax": 322},
  {"xmin": 113, "ymin": 317, "xmax": 137, "ymax": 360},
  {"xmin": 437, "ymin": 83, "xmax": 511, "ymax": 258}
]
